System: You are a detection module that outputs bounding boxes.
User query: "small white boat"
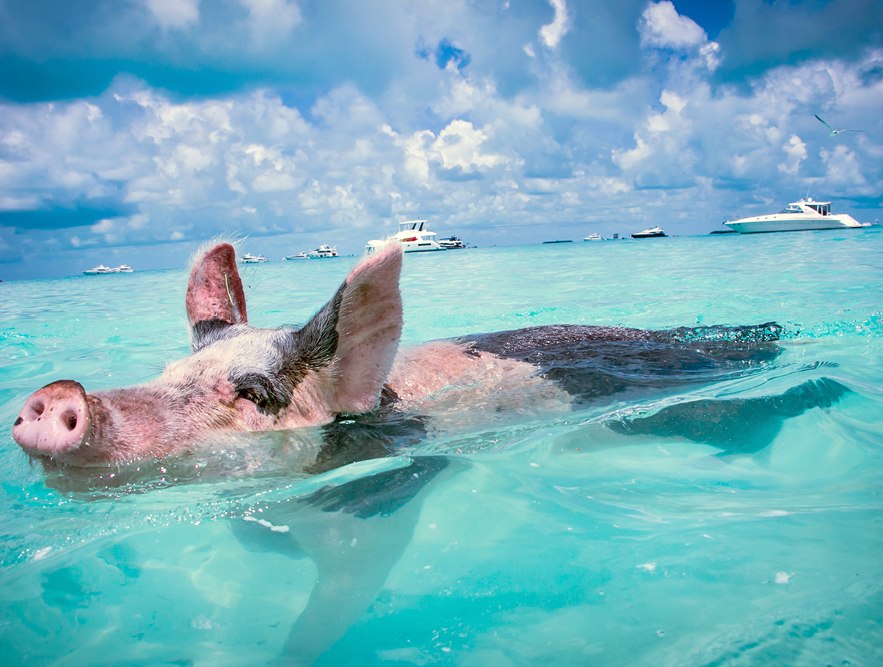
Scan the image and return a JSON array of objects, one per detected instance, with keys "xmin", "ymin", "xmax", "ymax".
[
  {"xmin": 583, "ymin": 233, "xmax": 603, "ymax": 241},
  {"xmin": 83, "ymin": 265, "xmax": 116, "ymax": 275},
  {"xmin": 307, "ymin": 244, "xmax": 339, "ymax": 258},
  {"xmin": 631, "ymin": 226, "xmax": 667, "ymax": 239},
  {"xmin": 241, "ymin": 253, "xmax": 268, "ymax": 264},
  {"xmin": 724, "ymin": 198, "xmax": 867, "ymax": 234},
  {"xmin": 366, "ymin": 220, "xmax": 446, "ymax": 253},
  {"xmin": 438, "ymin": 236, "xmax": 468, "ymax": 249},
  {"xmin": 284, "ymin": 252, "xmax": 309, "ymax": 260},
  {"xmin": 116, "ymin": 265, "xmax": 133, "ymax": 273}
]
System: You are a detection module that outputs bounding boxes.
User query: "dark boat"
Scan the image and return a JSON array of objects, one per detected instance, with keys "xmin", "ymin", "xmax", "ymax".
[{"xmin": 631, "ymin": 227, "xmax": 667, "ymax": 239}]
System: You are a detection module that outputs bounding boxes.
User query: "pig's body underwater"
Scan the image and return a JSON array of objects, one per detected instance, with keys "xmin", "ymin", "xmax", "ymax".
[{"xmin": 12, "ymin": 241, "xmax": 843, "ymax": 468}]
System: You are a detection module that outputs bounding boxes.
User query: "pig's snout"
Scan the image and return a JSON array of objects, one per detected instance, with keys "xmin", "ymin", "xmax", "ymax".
[{"xmin": 13, "ymin": 380, "xmax": 92, "ymax": 458}]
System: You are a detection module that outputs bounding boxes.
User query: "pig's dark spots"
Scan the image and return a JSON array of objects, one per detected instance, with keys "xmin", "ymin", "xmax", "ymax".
[
  {"xmin": 191, "ymin": 318, "xmax": 236, "ymax": 352},
  {"xmin": 293, "ymin": 282, "xmax": 345, "ymax": 370},
  {"xmin": 460, "ymin": 324, "xmax": 782, "ymax": 404},
  {"xmin": 379, "ymin": 384, "xmax": 400, "ymax": 407},
  {"xmin": 14, "ymin": 417, "xmax": 23, "ymax": 427}
]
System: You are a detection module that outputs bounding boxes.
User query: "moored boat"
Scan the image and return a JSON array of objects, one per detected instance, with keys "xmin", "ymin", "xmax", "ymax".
[
  {"xmin": 631, "ymin": 227, "xmax": 667, "ymax": 239},
  {"xmin": 583, "ymin": 233, "xmax": 603, "ymax": 241},
  {"xmin": 724, "ymin": 198, "xmax": 867, "ymax": 234},
  {"xmin": 83, "ymin": 265, "xmax": 116, "ymax": 275},
  {"xmin": 307, "ymin": 244, "xmax": 339, "ymax": 258},
  {"xmin": 366, "ymin": 220, "xmax": 446, "ymax": 253},
  {"xmin": 241, "ymin": 253, "xmax": 269, "ymax": 263},
  {"xmin": 438, "ymin": 236, "xmax": 468, "ymax": 249}
]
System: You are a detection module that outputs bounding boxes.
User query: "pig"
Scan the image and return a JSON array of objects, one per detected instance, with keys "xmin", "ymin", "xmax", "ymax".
[{"xmin": 12, "ymin": 240, "xmax": 808, "ymax": 468}]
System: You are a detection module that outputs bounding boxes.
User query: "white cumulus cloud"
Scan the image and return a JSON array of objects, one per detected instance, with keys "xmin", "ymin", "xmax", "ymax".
[
  {"xmin": 539, "ymin": 0, "xmax": 571, "ymax": 50},
  {"xmin": 640, "ymin": 1, "xmax": 707, "ymax": 50},
  {"xmin": 146, "ymin": 0, "xmax": 199, "ymax": 31}
]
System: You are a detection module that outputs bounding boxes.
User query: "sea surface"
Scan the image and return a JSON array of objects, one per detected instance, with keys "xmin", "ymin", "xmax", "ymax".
[{"xmin": 1, "ymin": 230, "xmax": 882, "ymax": 666}]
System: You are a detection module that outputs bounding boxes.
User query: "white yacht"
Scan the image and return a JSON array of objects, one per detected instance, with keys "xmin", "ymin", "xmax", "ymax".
[
  {"xmin": 438, "ymin": 236, "xmax": 467, "ymax": 249},
  {"xmin": 583, "ymin": 233, "xmax": 603, "ymax": 241},
  {"xmin": 83, "ymin": 264, "xmax": 116, "ymax": 275},
  {"xmin": 724, "ymin": 199, "xmax": 867, "ymax": 234},
  {"xmin": 241, "ymin": 253, "xmax": 268, "ymax": 263},
  {"xmin": 307, "ymin": 244, "xmax": 339, "ymax": 258},
  {"xmin": 284, "ymin": 252, "xmax": 309, "ymax": 260},
  {"xmin": 366, "ymin": 220, "xmax": 446, "ymax": 253},
  {"xmin": 631, "ymin": 226, "xmax": 667, "ymax": 239},
  {"xmin": 116, "ymin": 265, "xmax": 133, "ymax": 273}
]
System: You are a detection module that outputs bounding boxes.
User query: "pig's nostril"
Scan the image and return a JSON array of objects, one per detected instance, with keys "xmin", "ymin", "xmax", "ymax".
[{"xmin": 62, "ymin": 411, "xmax": 78, "ymax": 432}]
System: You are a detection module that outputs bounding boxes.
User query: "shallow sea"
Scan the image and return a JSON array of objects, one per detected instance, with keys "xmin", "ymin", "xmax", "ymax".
[{"xmin": 1, "ymin": 230, "xmax": 882, "ymax": 666}]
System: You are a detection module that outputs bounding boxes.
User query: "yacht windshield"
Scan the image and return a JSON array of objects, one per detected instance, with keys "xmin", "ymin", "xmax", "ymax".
[{"xmin": 779, "ymin": 205, "xmax": 802, "ymax": 214}]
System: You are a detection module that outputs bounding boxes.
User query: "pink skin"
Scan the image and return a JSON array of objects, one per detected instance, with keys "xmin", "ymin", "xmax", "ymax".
[
  {"xmin": 12, "ymin": 241, "xmax": 507, "ymax": 467},
  {"xmin": 13, "ymin": 242, "xmax": 405, "ymax": 465}
]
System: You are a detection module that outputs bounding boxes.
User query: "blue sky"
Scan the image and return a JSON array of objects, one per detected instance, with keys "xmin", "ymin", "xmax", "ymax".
[{"xmin": 0, "ymin": 0, "xmax": 881, "ymax": 280}]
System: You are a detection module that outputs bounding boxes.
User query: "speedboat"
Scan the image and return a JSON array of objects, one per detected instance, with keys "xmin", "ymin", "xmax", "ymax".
[
  {"xmin": 284, "ymin": 252, "xmax": 309, "ymax": 260},
  {"xmin": 438, "ymin": 236, "xmax": 467, "ymax": 249},
  {"xmin": 83, "ymin": 265, "xmax": 116, "ymax": 275},
  {"xmin": 631, "ymin": 227, "xmax": 667, "ymax": 239},
  {"xmin": 366, "ymin": 220, "xmax": 446, "ymax": 253},
  {"xmin": 583, "ymin": 233, "xmax": 603, "ymax": 241},
  {"xmin": 116, "ymin": 265, "xmax": 133, "ymax": 273},
  {"xmin": 241, "ymin": 253, "xmax": 268, "ymax": 263},
  {"xmin": 307, "ymin": 244, "xmax": 339, "ymax": 258},
  {"xmin": 724, "ymin": 198, "xmax": 867, "ymax": 234}
]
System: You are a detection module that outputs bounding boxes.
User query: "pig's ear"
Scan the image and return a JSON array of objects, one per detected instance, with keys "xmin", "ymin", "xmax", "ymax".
[
  {"xmin": 300, "ymin": 243, "xmax": 404, "ymax": 414},
  {"xmin": 186, "ymin": 244, "xmax": 248, "ymax": 345}
]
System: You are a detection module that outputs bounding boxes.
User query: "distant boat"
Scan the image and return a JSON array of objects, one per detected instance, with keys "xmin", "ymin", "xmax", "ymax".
[
  {"xmin": 117, "ymin": 264, "xmax": 133, "ymax": 273},
  {"xmin": 724, "ymin": 198, "xmax": 867, "ymax": 234},
  {"xmin": 631, "ymin": 227, "xmax": 667, "ymax": 239},
  {"xmin": 583, "ymin": 233, "xmax": 603, "ymax": 241},
  {"xmin": 366, "ymin": 220, "xmax": 446, "ymax": 253},
  {"xmin": 307, "ymin": 244, "xmax": 339, "ymax": 258},
  {"xmin": 83, "ymin": 265, "xmax": 116, "ymax": 275},
  {"xmin": 438, "ymin": 236, "xmax": 468, "ymax": 249},
  {"xmin": 543, "ymin": 240, "xmax": 573, "ymax": 244},
  {"xmin": 241, "ymin": 253, "xmax": 268, "ymax": 264},
  {"xmin": 284, "ymin": 252, "xmax": 309, "ymax": 260}
]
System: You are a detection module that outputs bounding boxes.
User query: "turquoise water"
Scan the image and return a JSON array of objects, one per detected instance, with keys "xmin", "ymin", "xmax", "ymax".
[{"xmin": 1, "ymin": 231, "xmax": 882, "ymax": 666}]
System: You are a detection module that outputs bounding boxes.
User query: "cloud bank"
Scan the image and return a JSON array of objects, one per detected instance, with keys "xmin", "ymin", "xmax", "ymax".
[{"xmin": 0, "ymin": 0, "xmax": 881, "ymax": 279}]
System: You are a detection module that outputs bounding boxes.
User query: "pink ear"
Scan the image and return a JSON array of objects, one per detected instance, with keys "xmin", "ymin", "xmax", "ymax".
[
  {"xmin": 331, "ymin": 243, "xmax": 404, "ymax": 413},
  {"xmin": 185, "ymin": 244, "xmax": 248, "ymax": 327}
]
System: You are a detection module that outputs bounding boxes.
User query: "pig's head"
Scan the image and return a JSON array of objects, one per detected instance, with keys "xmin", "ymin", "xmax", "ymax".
[{"xmin": 12, "ymin": 242, "xmax": 404, "ymax": 466}]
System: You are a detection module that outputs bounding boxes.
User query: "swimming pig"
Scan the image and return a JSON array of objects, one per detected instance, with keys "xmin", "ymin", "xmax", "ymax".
[{"xmin": 13, "ymin": 241, "xmax": 785, "ymax": 467}]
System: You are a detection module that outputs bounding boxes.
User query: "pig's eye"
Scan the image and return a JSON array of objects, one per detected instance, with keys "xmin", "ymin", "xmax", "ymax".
[
  {"xmin": 232, "ymin": 373, "xmax": 288, "ymax": 416},
  {"xmin": 236, "ymin": 387, "xmax": 274, "ymax": 414},
  {"xmin": 237, "ymin": 388, "xmax": 263, "ymax": 406}
]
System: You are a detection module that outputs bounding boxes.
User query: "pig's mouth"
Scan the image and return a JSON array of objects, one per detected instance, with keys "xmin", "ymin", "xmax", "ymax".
[{"xmin": 12, "ymin": 380, "xmax": 93, "ymax": 459}]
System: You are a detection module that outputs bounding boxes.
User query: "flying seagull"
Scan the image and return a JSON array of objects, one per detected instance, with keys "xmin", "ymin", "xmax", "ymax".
[{"xmin": 815, "ymin": 114, "xmax": 862, "ymax": 137}]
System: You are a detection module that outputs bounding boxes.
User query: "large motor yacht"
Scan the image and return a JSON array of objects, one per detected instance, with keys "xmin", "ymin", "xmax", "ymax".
[
  {"xmin": 366, "ymin": 220, "xmax": 446, "ymax": 253},
  {"xmin": 724, "ymin": 199, "xmax": 866, "ymax": 234},
  {"xmin": 307, "ymin": 244, "xmax": 338, "ymax": 258}
]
